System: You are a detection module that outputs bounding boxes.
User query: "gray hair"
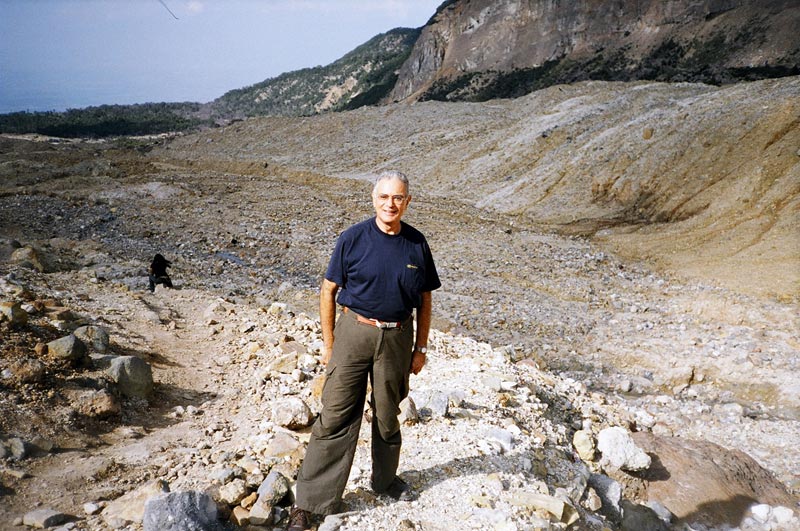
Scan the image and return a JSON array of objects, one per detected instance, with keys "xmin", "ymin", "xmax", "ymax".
[{"xmin": 373, "ymin": 170, "xmax": 409, "ymax": 194}]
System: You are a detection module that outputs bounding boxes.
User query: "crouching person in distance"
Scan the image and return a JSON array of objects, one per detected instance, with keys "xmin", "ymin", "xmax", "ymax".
[{"xmin": 148, "ymin": 253, "xmax": 173, "ymax": 292}]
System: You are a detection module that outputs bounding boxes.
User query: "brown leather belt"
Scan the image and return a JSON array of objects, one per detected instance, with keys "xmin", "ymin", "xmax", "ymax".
[{"xmin": 343, "ymin": 307, "xmax": 405, "ymax": 329}]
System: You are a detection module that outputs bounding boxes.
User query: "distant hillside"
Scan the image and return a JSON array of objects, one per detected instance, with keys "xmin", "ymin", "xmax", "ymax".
[
  {"xmin": 209, "ymin": 28, "xmax": 419, "ymax": 118},
  {"xmin": 0, "ymin": 102, "xmax": 212, "ymax": 138},
  {"xmin": 4, "ymin": 0, "xmax": 800, "ymax": 137},
  {"xmin": 390, "ymin": 0, "xmax": 800, "ymax": 102}
]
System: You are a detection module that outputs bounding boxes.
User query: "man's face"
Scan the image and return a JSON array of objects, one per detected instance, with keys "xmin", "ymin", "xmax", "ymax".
[{"xmin": 372, "ymin": 177, "xmax": 411, "ymax": 227}]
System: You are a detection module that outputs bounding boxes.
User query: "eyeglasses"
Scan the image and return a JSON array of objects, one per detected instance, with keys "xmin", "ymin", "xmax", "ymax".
[{"xmin": 375, "ymin": 194, "xmax": 408, "ymax": 204}]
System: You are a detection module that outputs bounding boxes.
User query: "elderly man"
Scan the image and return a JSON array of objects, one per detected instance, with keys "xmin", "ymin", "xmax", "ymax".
[{"xmin": 288, "ymin": 171, "xmax": 441, "ymax": 530}]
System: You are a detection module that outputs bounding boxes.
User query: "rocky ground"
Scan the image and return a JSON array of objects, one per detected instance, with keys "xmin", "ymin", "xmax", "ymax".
[{"xmin": 0, "ymin": 78, "xmax": 798, "ymax": 530}]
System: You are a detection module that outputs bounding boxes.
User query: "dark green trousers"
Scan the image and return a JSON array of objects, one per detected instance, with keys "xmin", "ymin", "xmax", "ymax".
[{"xmin": 294, "ymin": 309, "xmax": 414, "ymax": 515}]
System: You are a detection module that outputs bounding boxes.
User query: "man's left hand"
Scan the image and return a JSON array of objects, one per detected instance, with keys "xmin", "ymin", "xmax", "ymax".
[{"xmin": 410, "ymin": 351, "xmax": 426, "ymax": 375}]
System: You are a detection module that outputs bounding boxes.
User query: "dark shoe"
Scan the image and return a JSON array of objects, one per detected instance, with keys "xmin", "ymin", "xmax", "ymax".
[
  {"xmin": 286, "ymin": 505, "xmax": 310, "ymax": 531},
  {"xmin": 374, "ymin": 476, "xmax": 415, "ymax": 501}
]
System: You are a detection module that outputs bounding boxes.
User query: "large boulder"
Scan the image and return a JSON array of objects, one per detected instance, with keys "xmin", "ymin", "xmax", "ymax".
[
  {"xmin": 46, "ymin": 335, "xmax": 89, "ymax": 365},
  {"xmin": 143, "ymin": 491, "xmax": 222, "ymax": 531},
  {"xmin": 631, "ymin": 432, "xmax": 797, "ymax": 528},
  {"xmin": 106, "ymin": 356, "xmax": 154, "ymax": 399},
  {"xmin": 103, "ymin": 479, "xmax": 170, "ymax": 527},
  {"xmin": 73, "ymin": 325, "xmax": 110, "ymax": 353}
]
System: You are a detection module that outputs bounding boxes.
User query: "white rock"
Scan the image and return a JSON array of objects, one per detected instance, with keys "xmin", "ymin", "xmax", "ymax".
[
  {"xmin": 509, "ymin": 491, "xmax": 579, "ymax": 525},
  {"xmin": 750, "ymin": 503, "xmax": 772, "ymax": 523},
  {"xmin": 485, "ymin": 427, "xmax": 514, "ymax": 453},
  {"xmin": 635, "ymin": 410, "xmax": 656, "ymax": 429},
  {"xmin": 218, "ymin": 478, "xmax": 248, "ymax": 505},
  {"xmin": 399, "ymin": 396, "xmax": 419, "ymax": 425},
  {"xmin": 267, "ymin": 302, "xmax": 287, "ymax": 315},
  {"xmin": 297, "ymin": 353, "xmax": 318, "ymax": 370},
  {"xmin": 719, "ymin": 402, "xmax": 745, "ymax": 418},
  {"xmin": 583, "ymin": 488, "xmax": 603, "ymax": 511},
  {"xmin": 573, "ymin": 429, "xmax": 595, "ymax": 461},
  {"xmin": 102, "ymin": 479, "xmax": 170, "ymax": 526},
  {"xmin": 239, "ymin": 321, "xmax": 257, "ymax": 333},
  {"xmin": 318, "ymin": 514, "xmax": 344, "ymax": 531},
  {"xmin": 772, "ymin": 506, "xmax": 795, "ymax": 524},
  {"xmin": 272, "ymin": 396, "xmax": 314, "ymax": 430},
  {"xmin": 267, "ymin": 352, "xmax": 297, "ymax": 373},
  {"xmin": 83, "ymin": 502, "xmax": 102, "ymax": 515},
  {"xmin": 597, "ymin": 426, "xmax": 651, "ymax": 471}
]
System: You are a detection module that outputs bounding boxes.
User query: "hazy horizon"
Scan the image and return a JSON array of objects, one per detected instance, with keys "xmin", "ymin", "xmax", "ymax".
[{"xmin": 0, "ymin": 0, "xmax": 441, "ymax": 114}]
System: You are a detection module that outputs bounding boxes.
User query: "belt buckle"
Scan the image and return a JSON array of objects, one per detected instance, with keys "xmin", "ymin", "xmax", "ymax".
[{"xmin": 371, "ymin": 318, "xmax": 397, "ymax": 329}]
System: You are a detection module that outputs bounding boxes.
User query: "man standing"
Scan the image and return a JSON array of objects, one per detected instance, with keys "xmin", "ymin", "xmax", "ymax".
[{"xmin": 288, "ymin": 171, "xmax": 441, "ymax": 530}]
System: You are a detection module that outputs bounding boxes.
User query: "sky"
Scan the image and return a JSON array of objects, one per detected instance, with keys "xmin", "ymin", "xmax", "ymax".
[{"xmin": 0, "ymin": 0, "xmax": 443, "ymax": 113}]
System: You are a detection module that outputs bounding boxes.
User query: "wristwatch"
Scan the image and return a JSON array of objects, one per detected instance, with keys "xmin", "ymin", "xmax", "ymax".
[{"xmin": 414, "ymin": 346, "xmax": 428, "ymax": 355}]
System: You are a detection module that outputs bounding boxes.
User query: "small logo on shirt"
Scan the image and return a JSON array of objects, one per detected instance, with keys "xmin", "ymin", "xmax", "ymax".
[{"xmin": 406, "ymin": 264, "xmax": 418, "ymax": 269}]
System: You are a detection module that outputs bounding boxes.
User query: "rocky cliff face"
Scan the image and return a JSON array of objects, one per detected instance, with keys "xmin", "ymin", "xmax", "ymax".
[{"xmin": 390, "ymin": 0, "xmax": 800, "ymax": 102}]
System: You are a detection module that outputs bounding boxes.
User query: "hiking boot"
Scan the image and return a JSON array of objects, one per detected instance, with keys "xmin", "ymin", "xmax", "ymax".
[
  {"xmin": 373, "ymin": 476, "xmax": 416, "ymax": 501},
  {"xmin": 286, "ymin": 505, "xmax": 310, "ymax": 531}
]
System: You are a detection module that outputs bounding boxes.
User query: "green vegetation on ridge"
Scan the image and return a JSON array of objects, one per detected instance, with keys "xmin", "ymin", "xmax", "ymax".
[
  {"xmin": 210, "ymin": 28, "xmax": 419, "ymax": 118},
  {"xmin": 0, "ymin": 103, "xmax": 212, "ymax": 139}
]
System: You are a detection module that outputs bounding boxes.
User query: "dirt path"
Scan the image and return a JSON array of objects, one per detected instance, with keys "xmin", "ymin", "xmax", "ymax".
[{"xmin": 0, "ymin": 283, "xmax": 233, "ymax": 526}]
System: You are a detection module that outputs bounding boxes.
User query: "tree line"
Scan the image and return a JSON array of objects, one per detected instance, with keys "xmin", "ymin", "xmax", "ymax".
[{"xmin": 0, "ymin": 102, "xmax": 213, "ymax": 138}]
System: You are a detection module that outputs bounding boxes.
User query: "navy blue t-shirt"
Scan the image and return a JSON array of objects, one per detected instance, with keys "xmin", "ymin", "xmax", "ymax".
[{"xmin": 325, "ymin": 217, "xmax": 441, "ymax": 322}]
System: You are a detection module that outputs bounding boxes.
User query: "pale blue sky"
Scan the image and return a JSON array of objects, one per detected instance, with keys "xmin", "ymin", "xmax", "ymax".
[{"xmin": 0, "ymin": 0, "xmax": 442, "ymax": 113}]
